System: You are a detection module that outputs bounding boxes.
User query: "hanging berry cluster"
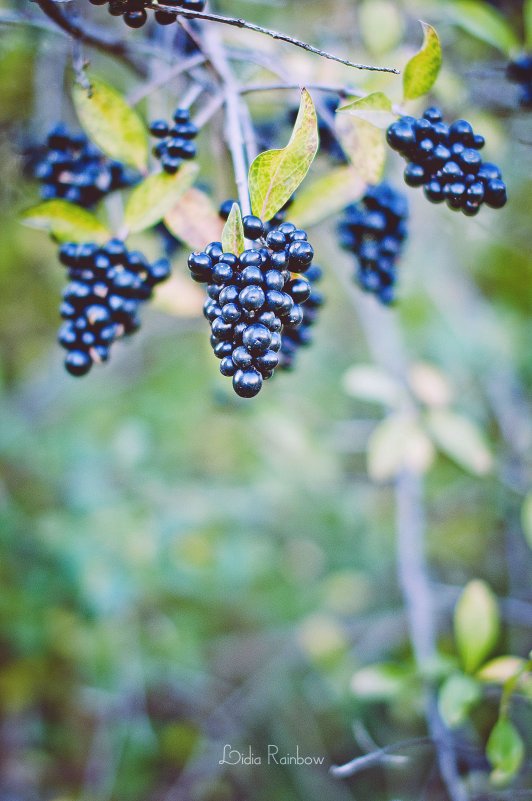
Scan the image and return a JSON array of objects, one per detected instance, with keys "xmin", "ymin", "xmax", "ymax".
[
  {"xmin": 35, "ymin": 125, "xmax": 137, "ymax": 208},
  {"xmin": 149, "ymin": 108, "xmax": 198, "ymax": 175},
  {"xmin": 339, "ymin": 183, "xmax": 408, "ymax": 306},
  {"xmin": 88, "ymin": 0, "xmax": 205, "ymax": 29},
  {"xmin": 386, "ymin": 107, "xmax": 507, "ymax": 215},
  {"xmin": 506, "ymin": 55, "xmax": 532, "ymax": 109},
  {"xmin": 279, "ymin": 264, "xmax": 324, "ymax": 370},
  {"xmin": 58, "ymin": 240, "xmax": 170, "ymax": 376},
  {"xmin": 188, "ymin": 216, "xmax": 316, "ymax": 398}
]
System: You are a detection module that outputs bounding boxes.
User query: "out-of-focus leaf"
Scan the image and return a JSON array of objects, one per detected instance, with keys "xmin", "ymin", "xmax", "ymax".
[
  {"xmin": 426, "ymin": 409, "xmax": 493, "ymax": 475},
  {"xmin": 368, "ymin": 414, "xmax": 435, "ymax": 481},
  {"xmin": 343, "ymin": 364, "xmax": 404, "ymax": 407},
  {"xmin": 454, "ymin": 580, "xmax": 500, "ymax": 673},
  {"xmin": 359, "ymin": 0, "xmax": 404, "ymax": 55},
  {"xmin": 521, "ymin": 492, "xmax": 532, "ymax": 549},
  {"xmin": 408, "ymin": 362, "xmax": 453, "ymax": 408},
  {"xmin": 19, "ymin": 200, "xmax": 110, "ymax": 243},
  {"xmin": 338, "ymin": 92, "xmax": 397, "ymax": 129},
  {"xmin": 438, "ymin": 673, "xmax": 481, "ymax": 727},
  {"xmin": 335, "ymin": 114, "xmax": 386, "ymax": 184},
  {"xmin": 487, "ymin": 717, "xmax": 525, "ymax": 784},
  {"xmin": 164, "ymin": 187, "xmax": 223, "ymax": 250},
  {"xmin": 222, "ymin": 202, "xmax": 245, "ymax": 255},
  {"xmin": 403, "ymin": 22, "xmax": 442, "ymax": 101},
  {"xmin": 477, "ymin": 656, "xmax": 527, "ymax": 684},
  {"xmin": 351, "ymin": 662, "xmax": 412, "ymax": 700},
  {"xmin": 289, "ymin": 166, "xmax": 365, "ymax": 227},
  {"xmin": 447, "ymin": 1, "xmax": 519, "ymax": 56},
  {"xmin": 249, "ymin": 89, "xmax": 318, "ymax": 221},
  {"xmin": 526, "ymin": 0, "xmax": 532, "ymax": 48},
  {"xmin": 73, "ymin": 76, "xmax": 148, "ymax": 170},
  {"xmin": 124, "ymin": 164, "xmax": 198, "ymax": 234}
]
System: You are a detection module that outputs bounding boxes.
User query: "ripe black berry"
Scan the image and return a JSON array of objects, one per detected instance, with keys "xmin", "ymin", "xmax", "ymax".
[
  {"xmin": 89, "ymin": 0, "xmax": 205, "ymax": 28},
  {"xmin": 149, "ymin": 107, "xmax": 198, "ymax": 174}
]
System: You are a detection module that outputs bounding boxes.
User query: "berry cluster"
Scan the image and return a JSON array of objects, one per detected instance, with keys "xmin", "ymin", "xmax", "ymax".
[
  {"xmin": 188, "ymin": 217, "xmax": 315, "ymax": 397},
  {"xmin": 149, "ymin": 108, "xmax": 198, "ymax": 174},
  {"xmin": 88, "ymin": 0, "xmax": 205, "ymax": 29},
  {"xmin": 386, "ymin": 107, "xmax": 507, "ymax": 215},
  {"xmin": 57, "ymin": 240, "xmax": 170, "ymax": 376},
  {"xmin": 279, "ymin": 264, "xmax": 324, "ymax": 369},
  {"xmin": 35, "ymin": 125, "xmax": 137, "ymax": 208},
  {"xmin": 507, "ymin": 55, "xmax": 532, "ymax": 109},
  {"xmin": 338, "ymin": 183, "xmax": 408, "ymax": 305}
]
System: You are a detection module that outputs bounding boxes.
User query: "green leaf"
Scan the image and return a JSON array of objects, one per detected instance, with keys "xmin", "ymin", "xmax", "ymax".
[
  {"xmin": 343, "ymin": 364, "xmax": 404, "ymax": 407},
  {"xmin": 521, "ymin": 492, "xmax": 532, "ymax": 549},
  {"xmin": 221, "ymin": 202, "xmax": 245, "ymax": 255},
  {"xmin": 525, "ymin": 0, "xmax": 532, "ymax": 48},
  {"xmin": 73, "ymin": 76, "xmax": 148, "ymax": 171},
  {"xmin": 289, "ymin": 166, "xmax": 365, "ymax": 227},
  {"xmin": 338, "ymin": 92, "xmax": 397, "ymax": 129},
  {"xmin": 124, "ymin": 163, "xmax": 198, "ymax": 234},
  {"xmin": 367, "ymin": 414, "xmax": 435, "ymax": 482},
  {"xmin": 487, "ymin": 717, "xmax": 525, "ymax": 784},
  {"xmin": 477, "ymin": 656, "xmax": 527, "ymax": 684},
  {"xmin": 438, "ymin": 673, "xmax": 481, "ymax": 727},
  {"xmin": 164, "ymin": 187, "xmax": 223, "ymax": 251},
  {"xmin": 448, "ymin": 2, "xmax": 519, "ymax": 56},
  {"xmin": 351, "ymin": 662, "xmax": 413, "ymax": 701},
  {"xmin": 359, "ymin": 0, "xmax": 404, "ymax": 55},
  {"xmin": 403, "ymin": 21, "xmax": 442, "ymax": 101},
  {"xmin": 19, "ymin": 200, "xmax": 110, "ymax": 244},
  {"xmin": 249, "ymin": 88, "xmax": 318, "ymax": 221},
  {"xmin": 454, "ymin": 580, "xmax": 500, "ymax": 673},
  {"xmin": 426, "ymin": 409, "xmax": 493, "ymax": 475},
  {"xmin": 335, "ymin": 114, "xmax": 386, "ymax": 184}
]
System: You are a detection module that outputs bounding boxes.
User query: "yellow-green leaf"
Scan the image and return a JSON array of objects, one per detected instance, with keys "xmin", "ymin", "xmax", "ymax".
[
  {"xmin": 289, "ymin": 166, "xmax": 365, "ymax": 227},
  {"xmin": 477, "ymin": 656, "xmax": 527, "ymax": 684},
  {"xmin": 454, "ymin": 580, "xmax": 500, "ymax": 673},
  {"xmin": 351, "ymin": 662, "xmax": 412, "ymax": 701},
  {"xmin": 338, "ymin": 92, "xmax": 397, "ymax": 130},
  {"xmin": 73, "ymin": 76, "xmax": 148, "ymax": 171},
  {"xmin": 124, "ymin": 163, "xmax": 198, "ymax": 234},
  {"xmin": 164, "ymin": 187, "xmax": 223, "ymax": 251},
  {"xmin": 426, "ymin": 409, "xmax": 493, "ymax": 475},
  {"xmin": 359, "ymin": 0, "xmax": 404, "ymax": 55},
  {"xmin": 403, "ymin": 22, "xmax": 442, "ymax": 101},
  {"xmin": 19, "ymin": 200, "xmax": 110, "ymax": 244},
  {"xmin": 249, "ymin": 88, "xmax": 318, "ymax": 221},
  {"xmin": 526, "ymin": 0, "xmax": 532, "ymax": 48},
  {"xmin": 221, "ymin": 202, "xmax": 245, "ymax": 255},
  {"xmin": 487, "ymin": 718, "xmax": 525, "ymax": 784},
  {"xmin": 448, "ymin": 2, "xmax": 519, "ymax": 56},
  {"xmin": 438, "ymin": 673, "xmax": 481, "ymax": 727},
  {"xmin": 521, "ymin": 491, "xmax": 532, "ymax": 549},
  {"xmin": 335, "ymin": 113, "xmax": 386, "ymax": 184}
]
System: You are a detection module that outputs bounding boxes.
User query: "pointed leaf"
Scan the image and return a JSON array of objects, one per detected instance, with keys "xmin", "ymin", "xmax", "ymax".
[
  {"xmin": 454, "ymin": 580, "xmax": 500, "ymax": 673},
  {"xmin": 124, "ymin": 163, "xmax": 198, "ymax": 234},
  {"xmin": 403, "ymin": 22, "xmax": 442, "ymax": 101},
  {"xmin": 438, "ymin": 673, "xmax": 481, "ymax": 727},
  {"xmin": 338, "ymin": 92, "xmax": 397, "ymax": 130},
  {"xmin": 487, "ymin": 718, "xmax": 525, "ymax": 784},
  {"xmin": 20, "ymin": 200, "xmax": 110, "ymax": 243},
  {"xmin": 222, "ymin": 202, "xmax": 245, "ymax": 255},
  {"xmin": 289, "ymin": 166, "xmax": 365, "ymax": 227},
  {"xmin": 448, "ymin": 2, "xmax": 519, "ymax": 56},
  {"xmin": 164, "ymin": 187, "xmax": 223, "ymax": 251},
  {"xmin": 426, "ymin": 409, "xmax": 493, "ymax": 475},
  {"xmin": 249, "ymin": 88, "xmax": 318, "ymax": 221},
  {"xmin": 359, "ymin": 0, "xmax": 404, "ymax": 55},
  {"xmin": 73, "ymin": 76, "xmax": 148, "ymax": 171},
  {"xmin": 335, "ymin": 113, "xmax": 386, "ymax": 184}
]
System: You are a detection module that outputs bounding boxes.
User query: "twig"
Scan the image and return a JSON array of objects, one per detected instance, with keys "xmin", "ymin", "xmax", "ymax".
[
  {"xmin": 240, "ymin": 81, "xmax": 361, "ymax": 96},
  {"xmin": 330, "ymin": 736, "xmax": 433, "ymax": 778},
  {"xmin": 127, "ymin": 53, "xmax": 207, "ymax": 105},
  {"xmin": 147, "ymin": 4, "xmax": 400, "ymax": 74}
]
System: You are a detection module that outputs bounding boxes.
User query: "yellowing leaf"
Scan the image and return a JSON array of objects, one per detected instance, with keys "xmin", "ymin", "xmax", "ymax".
[
  {"xmin": 438, "ymin": 673, "xmax": 481, "ymax": 727},
  {"xmin": 164, "ymin": 187, "xmax": 223, "ymax": 251},
  {"xmin": 477, "ymin": 656, "xmax": 527, "ymax": 684},
  {"xmin": 221, "ymin": 202, "xmax": 245, "ymax": 255},
  {"xmin": 368, "ymin": 414, "xmax": 435, "ymax": 482},
  {"xmin": 359, "ymin": 0, "xmax": 404, "ymax": 55},
  {"xmin": 338, "ymin": 92, "xmax": 397, "ymax": 130},
  {"xmin": 335, "ymin": 113, "xmax": 386, "ymax": 184},
  {"xmin": 403, "ymin": 22, "xmax": 442, "ymax": 101},
  {"xmin": 20, "ymin": 200, "xmax": 110, "ymax": 243},
  {"xmin": 73, "ymin": 76, "xmax": 148, "ymax": 171},
  {"xmin": 487, "ymin": 717, "xmax": 525, "ymax": 784},
  {"xmin": 448, "ymin": 2, "xmax": 519, "ymax": 56},
  {"xmin": 124, "ymin": 163, "xmax": 198, "ymax": 234},
  {"xmin": 249, "ymin": 89, "xmax": 318, "ymax": 221},
  {"xmin": 454, "ymin": 580, "xmax": 500, "ymax": 673},
  {"xmin": 426, "ymin": 409, "xmax": 493, "ymax": 475},
  {"xmin": 289, "ymin": 166, "xmax": 365, "ymax": 227}
]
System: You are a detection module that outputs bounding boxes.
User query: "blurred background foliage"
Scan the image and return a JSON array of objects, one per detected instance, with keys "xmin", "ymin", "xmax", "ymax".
[{"xmin": 0, "ymin": 0, "xmax": 531, "ymax": 800}]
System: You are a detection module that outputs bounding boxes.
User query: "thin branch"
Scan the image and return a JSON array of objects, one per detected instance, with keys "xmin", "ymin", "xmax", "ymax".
[
  {"xmin": 330, "ymin": 736, "xmax": 433, "ymax": 778},
  {"xmin": 240, "ymin": 81, "xmax": 361, "ymax": 96},
  {"xmin": 147, "ymin": 4, "xmax": 400, "ymax": 74},
  {"xmin": 126, "ymin": 53, "xmax": 207, "ymax": 105}
]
